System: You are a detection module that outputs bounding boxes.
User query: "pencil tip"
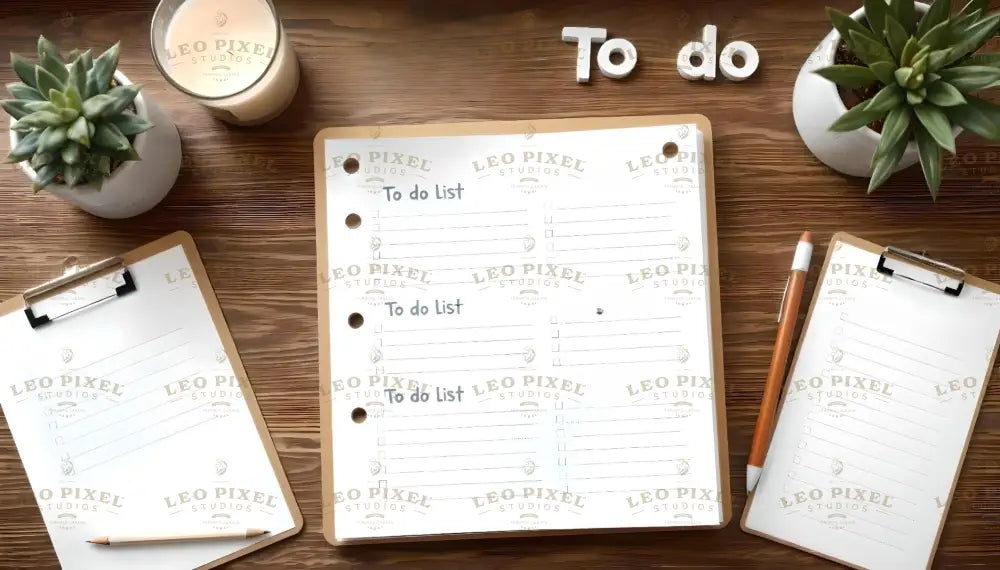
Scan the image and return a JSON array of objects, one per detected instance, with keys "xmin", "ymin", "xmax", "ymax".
[
  {"xmin": 800, "ymin": 231, "xmax": 812, "ymax": 244},
  {"xmin": 86, "ymin": 537, "xmax": 108, "ymax": 545},
  {"xmin": 247, "ymin": 528, "xmax": 270, "ymax": 537},
  {"xmin": 747, "ymin": 465, "xmax": 762, "ymax": 493}
]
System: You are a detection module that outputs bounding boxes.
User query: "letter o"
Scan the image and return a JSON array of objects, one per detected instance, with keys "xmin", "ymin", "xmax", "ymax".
[
  {"xmin": 596, "ymin": 38, "xmax": 638, "ymax": 79},
  {"xmin": 719, "ymin": 41, "xmax": 759, "ymax": 81}
]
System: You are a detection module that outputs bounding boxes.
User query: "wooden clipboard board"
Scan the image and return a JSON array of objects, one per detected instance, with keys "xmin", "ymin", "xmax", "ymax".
[
  {"xmin": 740, "ymin": 232, "xmax": 1000, "ymax": 569},
  {"xmin": 0, "ymin": 231, "xmax": 303, "ymax": 569},
  {"xmin": 314, "ymin": 115, "xmax": 731, "ymax": 544}
]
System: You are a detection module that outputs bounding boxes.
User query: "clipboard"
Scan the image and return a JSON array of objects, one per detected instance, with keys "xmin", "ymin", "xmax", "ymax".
[
  {"xmin": 314, "ymin": 115, "xmax": 731, "ymax": 544},
  {"xmin": 741, "ymin": 232, "xmax": 1000, "ymax": 570},
  {"xmin": 0, "ymin": 231, "xmax": 302, "ymax": 570}
]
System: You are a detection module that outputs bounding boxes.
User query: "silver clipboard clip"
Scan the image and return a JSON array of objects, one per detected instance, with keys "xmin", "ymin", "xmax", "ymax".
[
  {"xmin": 876, "ymin": 246, "xmax": 965, "ymax": 297},
  {"xmin": 23, "ymin": 257, "xmax": 137, "ymax": 329}
]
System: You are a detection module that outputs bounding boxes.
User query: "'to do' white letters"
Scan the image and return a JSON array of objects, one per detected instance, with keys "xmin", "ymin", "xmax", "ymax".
[{"xmin": 562, "ymin": 24, "xmax": 758, "ymax": 83}]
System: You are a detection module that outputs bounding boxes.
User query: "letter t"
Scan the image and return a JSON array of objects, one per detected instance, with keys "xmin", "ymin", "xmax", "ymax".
[{"xmin": 561, "ymin": 27, "xmax": 608, "ymax": 83}]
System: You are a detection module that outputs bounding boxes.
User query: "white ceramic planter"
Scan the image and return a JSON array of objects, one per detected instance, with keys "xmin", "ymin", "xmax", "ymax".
[
  {"xmin": 793, "ymin": 3, "xmax": 945, "ymax": 178},
  {"xmin": 8, "ymin": 70, "xmax": 182, "ymax": 219}
]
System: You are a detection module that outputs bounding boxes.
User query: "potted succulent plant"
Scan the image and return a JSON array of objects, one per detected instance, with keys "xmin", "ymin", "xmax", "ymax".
[
  {"xmin": 792, "ymin": 1, "xmax": 1000, "ymax": 198},
  {"xmin": 3, "ymin": 36, "xmax": 181, "ymax": 218}
]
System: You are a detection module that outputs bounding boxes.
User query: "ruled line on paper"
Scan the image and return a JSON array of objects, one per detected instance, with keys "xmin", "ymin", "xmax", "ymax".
[
  {"xmin": 831, "ymin": 363, "xmax": 945, "ymax": 410},
  {"xmin": 561, "ymin": 316, "xmax": 680, "ymax": 325},
  {"xmin": 382, "ymin": 236, "xmax": 524, "ymax": 246},
  {"xmin": 386, "ymin": 366, "xmax": 529, "ymax": 375},
  {"xmin": 383, "ymin": 337, "xmax": 532, "ymax": 347},
  {"xmin": 385, "ymin": 324, "xmax": 531, "ymax": 333},
  {"xmin": 570, "ymin": 430, "xmax": 680, "ymax": 438},
  {"xmin": 566, "ymin": 444, "xmax": 687, "ymax": 452},
  {"xmin": 554, "ymin": 201, "xmax": 676, "ymax": 211},
  {"xmin": 560, "ymin": 329, "xmax": 680, "ymax": 339},
  {"xmin": 792, "ymin": 512, "xmax": 905, "ymax": 552},
  {"xmin": 809, "ymin": 419, "xmax": 933, "ymax": 462},
  {"xmin": 391, "ymin": 451, "xmax": 533, "ymax": 460},
  {"xmin": 574, "ymin": 458, "xmax": 690, "ymax": 467},
  {"xmin": 71, "ymin": 402, "xmax": 214, "ymax": 459},
  {"xmin": 832, "ymin": 398, "xmax": 936, "ymax": 432},
  {"xmin": 556, "ymin": 229, "xmax": 676, "ymax": 238},
  {"xmin": 804, "ymin": 431, "xmax": 930, "ymax": 465},
  {"xmin": 554, "ymin": 215, "xmax": 673, "ymax": 224},
  {"xmin": 389, "ymin": 409, "xmax": 541, "ymax": 418},
  {"xmin": 841, "ymin": 317, "xmax": 959, "ymax": 359},
  {"xmin": 388, "ymin": 352, "xmax": 527, "ymax": 361},
  {"xmin": 380, "ymin": 223, "xmax": 528, "ymax": 232},
  {"xmin": 59, "ymin": 368, "xmax": 200, "ymax": 429},
  {"xmin": 64, "ymin": 395, "xmax": 193, "ymax": 443},
  {"xmin": 556, "ymin": 243, "xmax": 678, "ymax": 252},
  {"xmin": 67, "ymin": 328, "xmax": 185, "ymax": 373},
  {"xmin": 568, "ymin": 473, "xmax": 683, "ymax": 480},
  {"xmin": 75, "ymin": 416, "xmax": 219, "ymax": 475},
  {"xmin": 786, "ymin": 472, "xmax": 918, "ymax": 507},
  {"xmin": 380, "ymin": 209, "xmax": 528, "ymax": 219},
  {"xmin": 403, "ymin": 479, "xmax": 542, "ymax": 488},
  {"xmin": 558, "ymin": 344, "xmax": 683, "ymax": 353},
  {"xmin": 383, "ymin": 436, "xmax": 538, "ymax": 446},
  {"xmin": 798, "ymin": 444, "xmax": 927, "ymax": 478},
  {"xmin": 555, "ymin": 358, "xmax": 687, "ymax": 367},
  {"xmin": 838, "ymin": 349, "xmax": 940, "ymax": 386},
  {"xmin": 97, "ymin": 341, "xmax": 191, "ymax": 379},
  {"xmin": 390, "ymin": 250, "xmax": 524, "ymax": 260},
  {"xmin": 393, "ymin": 465, "xmax": 533, "ymax": 474},
  {"xmin": 812, "ymin": 407, "xmax": 934, "ymax": 446},
  {"xmin": 794, "ymin": 444, "xmax": 924, "ymax": 492},
  {"xmin": 387, "ymin": 422, "xmax": 538, "ymax": 431},
  {"xmin": 841, "ymin": 337, "xmax": 961, "ymax": 376},
  {"xmin": 549, "ymin": 257, "xmax": 677, "ymax": 266}
]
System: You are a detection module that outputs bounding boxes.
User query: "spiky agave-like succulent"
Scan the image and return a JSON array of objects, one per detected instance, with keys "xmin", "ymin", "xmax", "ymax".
[
  {"xmin": 816, "ymin": 0, "xmax": 1000, "ymax": 198},
  {"xmin": 2, "ymin": 36, "xmax": 152, "ymax": 192}
]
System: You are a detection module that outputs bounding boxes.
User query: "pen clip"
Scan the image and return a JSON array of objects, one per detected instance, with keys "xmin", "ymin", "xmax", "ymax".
[{"xmin": 776, "ymin": 277, "xmax": 790, "ymax": 323}]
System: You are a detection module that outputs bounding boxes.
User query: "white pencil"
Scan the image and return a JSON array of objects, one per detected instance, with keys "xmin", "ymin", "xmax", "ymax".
[{"xmin": 87, "ymin": 528, "xmax": 269, "ymax": 545}]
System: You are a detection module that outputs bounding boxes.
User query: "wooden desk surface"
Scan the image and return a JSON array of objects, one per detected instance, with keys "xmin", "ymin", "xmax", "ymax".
[{"xmin": 1, "ymin": 0, "xmax": 998, "ymax": 567}]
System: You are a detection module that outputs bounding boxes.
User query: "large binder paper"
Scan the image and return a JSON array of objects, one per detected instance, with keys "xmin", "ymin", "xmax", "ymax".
[{"xmin": 315, "ymin": 115, "xmax": 731, "ymax": 544}]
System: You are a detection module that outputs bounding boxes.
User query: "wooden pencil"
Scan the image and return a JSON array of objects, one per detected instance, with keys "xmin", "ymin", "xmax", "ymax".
[{"xmin": 87, "ymin": 528, "xmax": 268, "ymax": 545}]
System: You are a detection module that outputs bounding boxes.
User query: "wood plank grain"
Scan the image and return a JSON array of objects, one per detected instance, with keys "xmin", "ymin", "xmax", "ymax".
[{"xmin": 0, "ymin": 0, "xmax": 998, "ymax": 568}]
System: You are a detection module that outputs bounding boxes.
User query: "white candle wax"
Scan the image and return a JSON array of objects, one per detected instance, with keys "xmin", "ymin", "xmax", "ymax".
[{"xmin": 155, "ymin": 0, "xmax": 299, "ymax": 125}]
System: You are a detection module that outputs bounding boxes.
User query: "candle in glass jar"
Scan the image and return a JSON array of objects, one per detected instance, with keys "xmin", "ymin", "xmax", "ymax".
[{"xmin": 151, "ymin": 0, "xmax": 299, "ymax": 126}]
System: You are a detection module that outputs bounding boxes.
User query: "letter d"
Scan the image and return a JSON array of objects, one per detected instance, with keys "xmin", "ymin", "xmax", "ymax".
[{"xmin": 677, "ymin": 25, "xmax": 717, "ymax": 81}]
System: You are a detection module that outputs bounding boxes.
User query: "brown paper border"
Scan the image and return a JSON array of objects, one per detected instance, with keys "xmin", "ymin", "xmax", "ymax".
[
  {"xmin": 739, "ymin": 232, "xmax": 1000, "ymax": 570},
  {"xmin": 0, "ymin": 231, "xmax": 303, "ymax": 569},
  {"xmin": 314, "ymin": 115, "xmax": 730, "ymax": 545}
]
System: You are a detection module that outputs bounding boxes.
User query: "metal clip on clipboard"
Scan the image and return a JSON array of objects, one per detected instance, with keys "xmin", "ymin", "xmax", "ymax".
[
  {"xmin": 876, "ymin": 246, "xmax": 966, "ymax": 297},
  {"xmin": 23, "ymin": 257, "xmax": 137, "ymax": 329}
]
